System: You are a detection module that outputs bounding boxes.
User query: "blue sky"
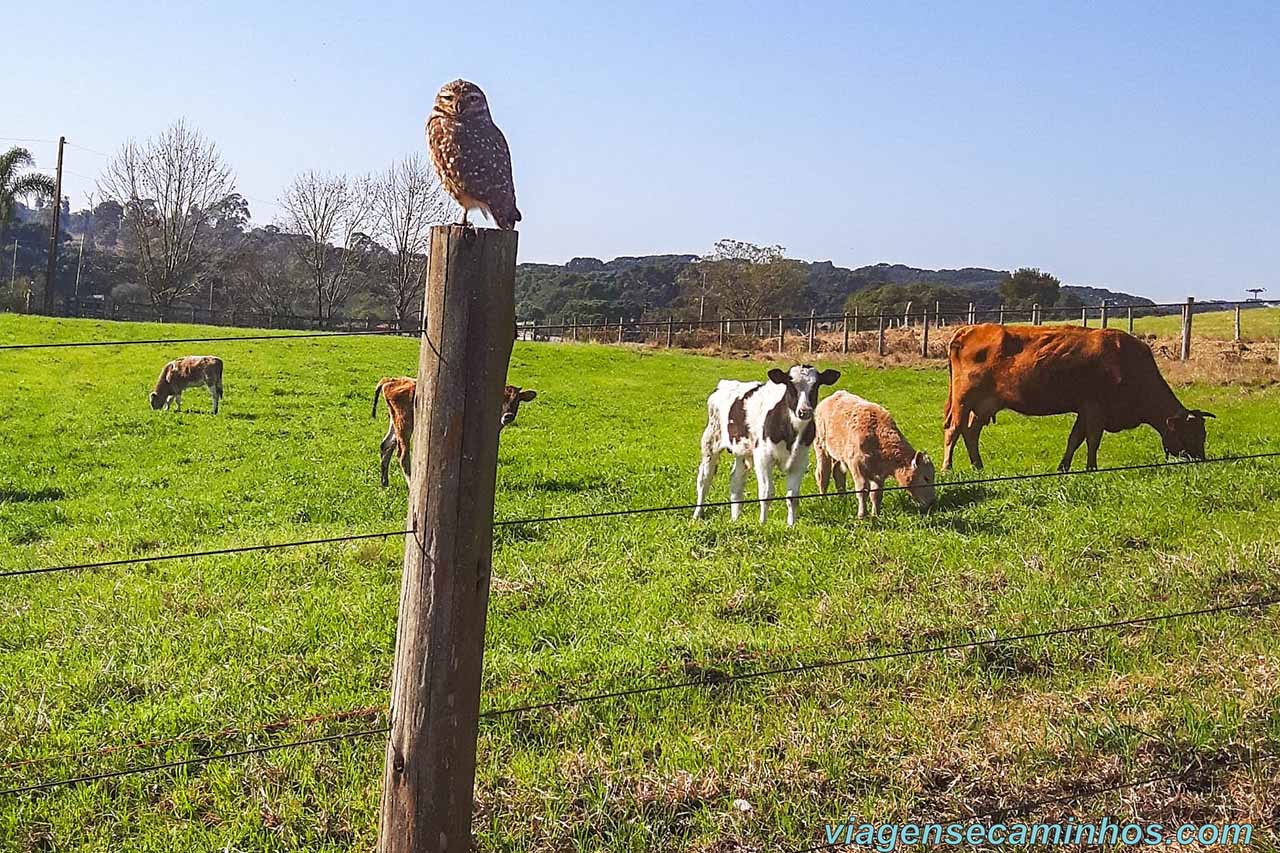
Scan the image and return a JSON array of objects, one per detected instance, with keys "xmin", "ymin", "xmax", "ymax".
[{"xmin": 7, "ymin": 1, "xmax": 1278, "ymax": 300}]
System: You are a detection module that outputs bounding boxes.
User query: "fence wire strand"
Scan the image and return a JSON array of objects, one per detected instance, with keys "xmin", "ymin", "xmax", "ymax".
[{"xmin": 0, "ymin": 327, "xmax": 425, "ymax": 351}]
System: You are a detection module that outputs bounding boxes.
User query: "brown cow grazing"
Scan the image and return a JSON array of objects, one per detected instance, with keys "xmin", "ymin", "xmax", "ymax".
[
  {"xmin": 815, "ymin": 390, "xmax": 936, "ymax": 518},
  {"xmin": 371, "ymin": 377, "xmax": 537, "ymax": 487},
  {"xmin": 150, "ymin": 356, "xmax": 223, "ymax": 414},
  {"xmin": 942, "ymin": 324, "xmax": 1214, "ymax": 472}
]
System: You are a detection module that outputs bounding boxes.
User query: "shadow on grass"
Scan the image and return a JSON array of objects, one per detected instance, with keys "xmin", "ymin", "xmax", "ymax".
[
  {"xmin": 226, "ymin": 412, "xmax": 259, "ymax": 421},
  {"xmin": 0, "ymin": 486, "xmax": 66, "ymax": 504}
]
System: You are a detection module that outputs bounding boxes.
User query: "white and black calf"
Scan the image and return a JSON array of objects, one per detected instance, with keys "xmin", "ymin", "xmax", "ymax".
[{"xmin": 694, "ymin": 364, "xmax": 841, "ymax": 526}]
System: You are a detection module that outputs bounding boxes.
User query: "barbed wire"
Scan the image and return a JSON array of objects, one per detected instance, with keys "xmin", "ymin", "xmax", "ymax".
[
  {"xmin": 0, "ymin": 725, "xmax": 388, "ymax": 797},
  {"xmin": 477, "ymin": 594, "xmax": 1278, "ymax": 720},
  {"xmin": 796, "ymin": 748, "xmax": 1279, "ymax": 851},
  {"xmin": 4, "ymin": 593, "xmax": 1273, "ymax": 799},
  {"xmin": 493, "ymin": 451, "xmax": 1280, "ymax": 529},
  {"xmin": 0, "ymin": 528, "xmax": 413, "ymax": 580},
  {"xmin": 0, "ymin": 327, "xmax": 425, "ymax": 351},
  {"xmin": 7, "ymin": 453, "xmax": 1276, "ymax": 582}
]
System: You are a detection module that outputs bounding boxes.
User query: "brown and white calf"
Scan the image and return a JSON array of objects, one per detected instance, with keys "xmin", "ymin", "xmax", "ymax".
[
  {"xmin": 814, "ymin": 390, "xmax": 935, "ymax": 518},
  {"xmin": 150, "ymin": 356, "xmax": 223, "ymax": 414},
  {"xmin": 694, "ymin": 364, "xmax": 840, "ymax": 526},
  {"xmin": 371, "ymin": 377, "xmax": 537, "ymax": 487}
]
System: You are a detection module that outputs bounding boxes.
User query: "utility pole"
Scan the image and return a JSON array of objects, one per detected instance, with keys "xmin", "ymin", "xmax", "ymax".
[
  {"xmin": 9, "ymin": 239, "xmax": 17, "ymax": 293},
  {"xmin": 43, "ymin": 136, "xmax": 66, "ymax": 314},
  {"xmin": 73, "ymin": 235, "xmax": 86, "ymax": 306}
]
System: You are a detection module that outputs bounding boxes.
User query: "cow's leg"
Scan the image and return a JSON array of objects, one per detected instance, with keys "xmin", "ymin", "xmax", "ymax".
[
  {"xmin": 694, "ymin": 448, "xmax": 719, "ymax": 519},
  {"xmin": 852, "ymin": 470, "xmax": 868, "ymax": 519},
  {"xmin": 209, "ymin": 381, "xmax": 220, "ymax": 415},
  {"xmin": 1082, "ymin": 404, "xmax": 1104, "ymax": 471},
  {"xmin": 814, "ymin": 445, "xmax": 832, "ymax": 494},
  {"xmin": 379, "ymin": 425, "xmax": 397, "ymax": 488},
  {"xmin": 397, "ymin": 440, "xmax": 411, "ymax": 485},
  {"xmin": 173, "ymin": 392, "xmax": 183, "ymax": 412},
  {"xmin": 959, "ymin": 406, "xmax": 985, "ymax": 470},
  {"xmin": 784, "ymin": 455, "xmax": 806, "ymax": 527},
  {"xmin": 942, "ymin": 410, "xmax": 963, "ymax": 471},
  {"xmin": 869, "ymin": 478, "xmax": 883, "ymax": 517},
  {"xmin": 1058, "ymin": 414, "xmax": 1087, "ymax": 473},
  {"xmin": 754, "ymin": 450, "xmax": 773, "ymax": 524},
  {"xmin": 832, "ymin": 461, "xmax": 848, "ymax": 494},
  {"xmin": 728, "ymin": 455, "xmax": 748, "ymax": 521}
]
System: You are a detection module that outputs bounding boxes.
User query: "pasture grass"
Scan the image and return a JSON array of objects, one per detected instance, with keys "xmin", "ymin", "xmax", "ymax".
[
  {"xmin": 1, "ymin": 313, "xmax": 1279, "ymax": 851},
  {"xmin": 1129, "ymin": 305, "xmax": 1280, "ymax": 344}
]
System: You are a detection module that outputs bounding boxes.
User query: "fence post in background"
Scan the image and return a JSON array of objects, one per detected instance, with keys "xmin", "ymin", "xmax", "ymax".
[
  {"xmin": 1180, "ymin": 296, "xmax": 1194, "ymax": 361},
  {"xmin": 1100, "ymin": 302, "xmax": 1109, "ymax": 329},
  {"xmin": 718, "ymin": 317, "xmax": 725, "ymax": 350},
  {"xmin": 1234, "ymin": 304, "xmax": 1241, "ymax": 342},
  {"xmin": 807, "ymin": 309, "xmax": 816, "ymax": 353},
  {"xmin": 935, "ymin": 300, "xmax": 942, "ymax": 328},
  {"xmin": 1127, "ymin": 306, "xmax": 1134, "ymax": 334},
  {"xmin": 532, "ymin": 320, "xmax": 539, "ymax": 342},
  {"xmin": 377, "ymin": 225, "xmax": 516, "ymax": 853},
  {"xmin": 1032, "ymin": 303, "xmax": 1040, "ymax": 325},
  {"xmin": 877, "ymin": 310, "xmax": 886, "ymax": 357},
  {"xmin": 998, "ymin": 304, "xmax": 1005, "ymax": 325},
  {"xmin": 967, "ymin": 302, "xmax": 975, "ymax": 324},
  {"xmin": 920, "ymin": 308, "xmax": 930, "ymax": 357},
  {"xmin": 617, "ymin": 317, "xmax": 624, "ymax": 344},
  {"xmin": 852, "ymin": 306, "xmax": 859, "ymax": 334},
  {"xmin": 1081, "ymin": 307, "xmax": 1088, "ymax": 328},
  {"xmin": 903, "ymin": 300, "xmax": 912, "ymax": 328},
  {"xmin": 191, "ymin": 307, "xmax": 198, "ymax": 324},
  {"xmin": 666, "ymin": 316, "xmax": 673, "ymax": 348},
  {"xmin": 776, "ymin": 315, "xmax": 784, "ymax": 354},
  {"xmin": 842, "ymin": 313, "xmax": 850, "ymax": 353}
]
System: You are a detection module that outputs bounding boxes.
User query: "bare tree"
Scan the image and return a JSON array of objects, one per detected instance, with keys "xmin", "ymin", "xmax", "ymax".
[
  {"xmin": 371, "ymin": 154, "xmax": 450, "ymax": 328},
  {"xmin": 229, "ymin": 227, "xmax": 304, "ymax": 319},
  {"xmin": 96, "ymin": 121, "xmax": 237, "ymax": 310},
  {"xmin": 278, "ymin": 171, "xmax": 372, "ymax": 321}
]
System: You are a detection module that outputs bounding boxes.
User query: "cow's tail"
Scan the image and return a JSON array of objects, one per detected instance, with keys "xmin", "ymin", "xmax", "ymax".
[
  {"xmin": 372, "ymin": 378, "xmax": 388, "ymax": 418},
  {"xmin": 942, "ymin": 329, "xmax": 962, "ymax": 431}
]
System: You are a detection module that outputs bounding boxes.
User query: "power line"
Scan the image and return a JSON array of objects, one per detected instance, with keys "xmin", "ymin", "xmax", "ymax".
[
  {"xmin": 0, "ymin": 326, "xmax": 424, "ymax": 351},
  {"xmin": 0, "ymin": 528, "xmax": 413, "ymax": 580},
  {"xmin": 477, "ymin": 594, "xmax": 1279, "ymax": 719},
  {"xmin": 493, "ymin": 452, "xmax": 1280, "ymax": 528}
]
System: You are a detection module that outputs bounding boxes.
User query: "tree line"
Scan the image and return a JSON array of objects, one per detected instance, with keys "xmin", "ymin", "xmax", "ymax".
[{"xmin": 2, "ymin": 121, "xmax": 451, "ymax": 326}]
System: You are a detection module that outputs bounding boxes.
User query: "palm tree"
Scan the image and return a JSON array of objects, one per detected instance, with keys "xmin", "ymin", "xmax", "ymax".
[{"xmin": 1, "ymin": 146, "xmax": 58, "ymax": 239}]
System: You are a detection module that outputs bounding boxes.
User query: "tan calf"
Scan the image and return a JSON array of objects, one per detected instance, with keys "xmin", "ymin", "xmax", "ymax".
[
  {"xmin": 814, "ymin": 390, "xmax": 935, "ymax": 518},
  {"xmin": 150, "ymin": 356, "xmax": 223, "ymax": 414},
  {"xmin": 371, "ymin": 377, "xmax": 537, "ymax": 487}
]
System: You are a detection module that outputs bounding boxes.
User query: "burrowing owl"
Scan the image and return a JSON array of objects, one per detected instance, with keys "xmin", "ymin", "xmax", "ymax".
[{"xmin": 426, "ymin": 79, "xmax": 521, "ymax": 230}]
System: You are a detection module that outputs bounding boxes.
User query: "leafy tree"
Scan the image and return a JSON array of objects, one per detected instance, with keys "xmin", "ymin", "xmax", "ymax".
[
  {"xmin": 0, "ymin": 147, "xmax": 57, "ymax": 239},
  {"xmin": 684, "ymin": 239, "xmax": 805, "ymax": 319},
  {"xmin": 999, "ymin": 267, "xmax": 1060, "ymax": 308}
]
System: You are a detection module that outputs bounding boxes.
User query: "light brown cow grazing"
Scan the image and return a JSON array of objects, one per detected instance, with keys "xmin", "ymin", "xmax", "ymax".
[
  {"xmin": 942, "ymin": 324, "xmax": 1214, "ymax": 472},
  {"xmin": 150, "ymin": 356, "xmax": 223, "ymax": 414},
  {"xmin": 371, "ymin": 377, "xmax": 537, "ymax": 487},
  {"xmin": 814, "ymin": 390, "xmax": 935, "ymax": 518}
]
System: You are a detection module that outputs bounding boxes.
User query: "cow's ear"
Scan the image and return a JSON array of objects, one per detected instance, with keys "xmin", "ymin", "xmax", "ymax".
[
  {"xmin": 818, "ymin": 369, "xmax": 841, "ymax": 386},
  {"xmin": 915, "ymin": 450, "xmax": 930, "ymax": 466},
  {"xmin": 767, "ymin": 369, "xmax": 789, "ymax": 384},
  {"xmin": 518, "ymin": 389, "xmax": 537, "ymax": 401}
]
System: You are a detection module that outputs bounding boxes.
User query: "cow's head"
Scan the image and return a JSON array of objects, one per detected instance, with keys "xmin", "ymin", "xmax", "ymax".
[
  {"xmin": 1162, "ymin": 409, "xmax": 1214, "ymax": 460},
  {"xmin": 767, "ymin": 364, "xmax": 841, "ymax": 422},
  {"xmin": 501, "ymin": 385, "xmax": 537, "ymax": 428},
  {"xmin": 903, "ymin": 450, "xmax": 937, "ymax": 509},
  {"xmin": 149, "ymin": 391, "xmax": 168, "ymax": 410}
]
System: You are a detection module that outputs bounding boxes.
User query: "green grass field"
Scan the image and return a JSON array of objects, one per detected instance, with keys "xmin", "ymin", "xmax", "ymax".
[
  {"xmin": 2, "ymin": 314, "xmax": 1279, "ymax": 852},
  {"xmin": 1129, "ymin": 305, "xmax": 1280, "ymax": 343}
]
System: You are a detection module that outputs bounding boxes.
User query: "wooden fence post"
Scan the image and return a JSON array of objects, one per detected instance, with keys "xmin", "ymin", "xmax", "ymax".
[
  {"xmin": 903, "ymin": 300, "xmax": 912, "ymax": 328},
  {"xmin": 618, "ymin": 317, "xmax": 624, "ymax": 344},
  {"xmin": 572, "ymin": 315, "xmax": 578, "ymax": 342},
  {"xmin": 1234, "ymin": 304, "xmax": 1241, "ymax": 342},
  {"xmin": 967, "ymin": 302, "xmax": 975, "ymax": 324},
  {"xmin": 934, "ymin": 300, "xmax": 942, "ymax": 329},
  {"xmin": 877, "ymin": 310, "xmax": 886, "ymax": 357},
  {"xmin": 718, "ymin": 317, "xmax": 725, "ymax": 349},
  {"xmin": 666, "ymin": 316, "xmax": 673, "ymax": 348},
  {"xmin": 852, "ymin": 306, "xmax": 859, "ymax": 334},
  {"xmin": 807, "ymin": 309, "xmax": 816, "ymax": 353},
  {"xmin": 377, "ymin": 225, "xmax": 516, "ymax": 853},
  {"xmin": 1100, "ymin": 302, "xmax": 1109, "ymax": 329},
  {"xmin": 777, "ymin": 315, "xmax": 784, "ymax": 354},
  {"xmin": 920, "ymin": 308, "xmax": 930, "ymax": 357},
  {"xmin": 842, "ymin": 313, "xmax": 850, "ymax": 353},
  {"xmin": 1032, "ymin": 303, "xmax": 1040, "ymax": 325},
  {"xmin": 1127, "ymin": 306, "xmax": 1134, "ymax": 334},
  {"xmin": 998, "ymin": 304, "xmax": 1005, "ymax": 325},
  {"xmin": 1081, "ymin": 307, "xmax": 1088, "ymax": 328},
  {"xmin": 1180, "ymin": 296, "xmax": 1194, "ymax": 361}
]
